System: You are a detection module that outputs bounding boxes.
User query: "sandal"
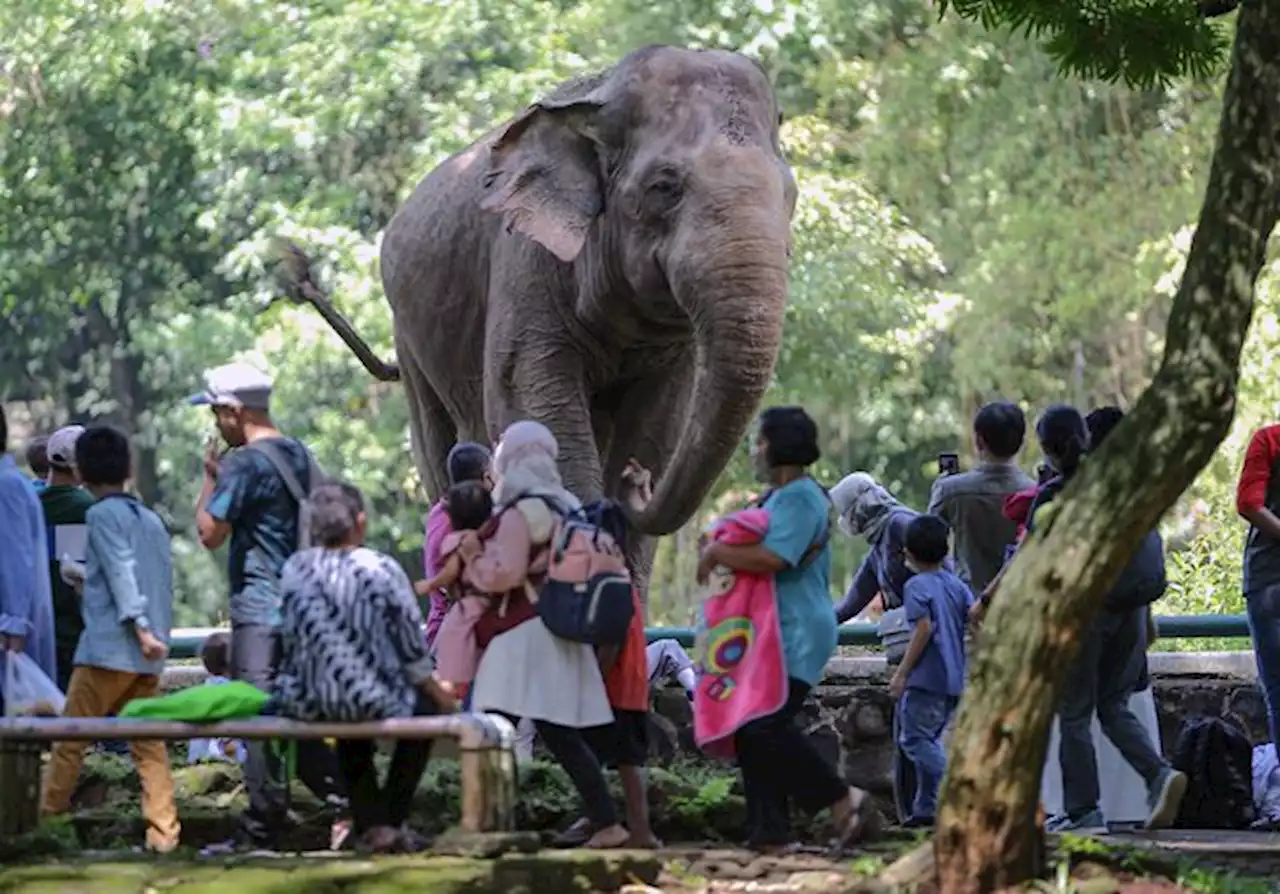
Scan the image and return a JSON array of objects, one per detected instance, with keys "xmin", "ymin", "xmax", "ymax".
[{"xmin": 358, "ymin": 826, "xmax": 402, "ymax": 854}]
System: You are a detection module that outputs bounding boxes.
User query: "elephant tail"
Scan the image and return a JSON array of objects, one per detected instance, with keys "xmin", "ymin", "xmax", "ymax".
[{"xmin": 271, "ymin": 238, "xmax": 401, "ymax": 382}]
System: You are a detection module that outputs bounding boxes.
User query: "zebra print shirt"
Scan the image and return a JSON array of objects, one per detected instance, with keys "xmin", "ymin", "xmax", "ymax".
[{"xmin": 273, "ymin": 546, "xmax": 435, "ymax": 722}]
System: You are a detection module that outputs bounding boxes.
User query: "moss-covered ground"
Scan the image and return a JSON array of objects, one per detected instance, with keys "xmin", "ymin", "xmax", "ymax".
[{"xmin": 1, "ymin": 752, "xmax": 1275, "ymax": 892}]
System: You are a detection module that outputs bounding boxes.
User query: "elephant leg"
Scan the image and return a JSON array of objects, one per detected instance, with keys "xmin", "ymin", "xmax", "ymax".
[
  {"xmin": 398, "ymin": 338, "xmax": 456, "ymax": 503},
  {"xmin": 488, "ymin": 342, "xmax": 605, "ymax": 504}
]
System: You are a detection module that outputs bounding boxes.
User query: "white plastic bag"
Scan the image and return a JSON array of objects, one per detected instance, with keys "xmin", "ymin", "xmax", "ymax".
[{"xmin": 2, "ymin": 651, "xmax": 67, "ymax": 717}]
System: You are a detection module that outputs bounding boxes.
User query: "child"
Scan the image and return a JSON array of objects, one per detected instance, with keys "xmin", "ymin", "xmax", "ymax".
[
  {"xmin": 888, "ymin": 513, "xmax": 973, "ymax": 828},
  {"xmin": 39, "ymin": 425, "xmax": 181, "ymax": 853},
  {"xmin": 645, "ymin": 638, "xmax": 698, "ymax": 699},
  {"xmin": 414, "ymin": 481, "xmax": 496, "ymax": 688},
  {"xmin": 187, "ymin": 632, "xmax": 247, "ymax": 764}
]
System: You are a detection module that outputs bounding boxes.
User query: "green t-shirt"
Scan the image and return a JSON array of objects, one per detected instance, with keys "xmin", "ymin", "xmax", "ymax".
[{"xmin": 39, "ymin": 484, "xmax": 96, "ymax": 682}]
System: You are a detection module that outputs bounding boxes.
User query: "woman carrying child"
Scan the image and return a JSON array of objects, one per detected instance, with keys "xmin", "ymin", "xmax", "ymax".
[
  {"xmin": 461, "ymin": 420, "xmax": 630, "ymax": 850},
  {"xmin": 272, "ymin": 481, "xmax": 456, "ymax": 853},
  {"xmin": 695, "ymin": 406, "xmax": 876, "ymax": 853},
  {"xmin": 415, "ymin": 480, "xmax": 497, "ymax": 692}
]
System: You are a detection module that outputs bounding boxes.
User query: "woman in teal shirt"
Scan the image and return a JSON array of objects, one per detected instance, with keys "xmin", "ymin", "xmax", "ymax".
[{"xmin": 697, "ymin": 406, "xmax": 876, "ymax": 852}]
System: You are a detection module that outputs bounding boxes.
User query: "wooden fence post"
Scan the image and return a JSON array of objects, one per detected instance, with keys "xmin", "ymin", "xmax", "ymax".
[{"xmin": 0, "ymin": 740, "xmax": 42, "ymax": 838}]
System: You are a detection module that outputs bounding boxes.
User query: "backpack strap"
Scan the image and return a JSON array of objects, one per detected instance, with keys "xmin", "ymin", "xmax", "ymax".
[
  {"xmin": 246, "ymin": 440, "xmax": 314, "ymax": 505},
  {"xmin": 797, "ymin": 482, "xmax": 834, "ymax": 571}
]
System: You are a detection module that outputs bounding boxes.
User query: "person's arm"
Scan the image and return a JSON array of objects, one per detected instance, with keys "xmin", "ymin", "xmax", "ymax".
[
  {"xmin": 0, "ymin": 482, "xmax": 38, "ymax": 650},
  {"xmin": 197, "ymin": 451, "xmax": 247, "ymax": 550},
  {"xmin": 702, "ymin": 487, "xmax": 817, "ymax": 582},
  {"xmin": 835, "ymin": 558, "xmax": 880, "ymax": 623},
  {"xmin": 87, "ymin": 505, "xmax": 167, "ymax": 659},
  {"xmin": 415, "ymin": 553, "xmax": 462, "ymax": 597},
  {"xmin": 461, "ymin": 506, "xmax": 537, "ymax": 593},
  {"xmin": 890, "ymin": 581, "xmax": 932, "ymax": 698},
  {"xmin": 926, "ymin": 477, "xmax": 950, "ymax": 521},
  {"xmin": 384, "ymin": 562, "xmax": 455, "ymax": 710},
  {"xmin": 890, "ymin": 619, "xmax": 932, "ymax": 699},
  {"xmin": 702, "ymin": 542, "xmax": 787, "ymax": 575},
  {"xmin": 1237, "ymin": 426, "xmax": 1280, "ymax": 539}
]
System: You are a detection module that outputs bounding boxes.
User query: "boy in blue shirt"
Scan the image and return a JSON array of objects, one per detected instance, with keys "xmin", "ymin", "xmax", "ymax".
[{"xmin": 888, "ymin": 514, "xmax": 973, "ymax": 826}]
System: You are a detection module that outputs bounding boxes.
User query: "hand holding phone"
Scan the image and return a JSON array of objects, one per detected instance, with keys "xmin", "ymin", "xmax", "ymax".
[{"xmin": 938, "ymin": 452, "xmax": 960, "ymax": 476}]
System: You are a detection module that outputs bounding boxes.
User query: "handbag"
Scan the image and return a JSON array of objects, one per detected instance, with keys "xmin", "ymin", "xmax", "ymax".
[{"xmin": 877, "ymin": 606, "xmax": 912, "ymax": 665}]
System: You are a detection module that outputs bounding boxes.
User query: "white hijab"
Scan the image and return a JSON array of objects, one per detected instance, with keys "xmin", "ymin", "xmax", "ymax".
[
  {"xmin": 492, "ymin": 420, "xmax": 581, "ymax": 511},
  {"xmin": 830, "ymin": 471, "xmax": 901, "ymax": 542}
]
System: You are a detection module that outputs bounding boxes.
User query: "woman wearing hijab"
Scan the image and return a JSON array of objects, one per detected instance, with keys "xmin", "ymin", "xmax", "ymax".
[
  {"xmin": 829, "ymin": 472, "xmax": 935, "ymax": 824},
  {"xmin": 460, "ymin": 421, "xmax": 629, "ymax": 850},
  {"xmin": 830, "ymin": 472, "xmax": 922, "ymax": 622}
]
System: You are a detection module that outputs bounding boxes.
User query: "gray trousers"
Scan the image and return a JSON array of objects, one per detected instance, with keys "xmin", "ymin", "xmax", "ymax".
[
  {"xmin": 1058, "ymin": 606, "xmax": 1166, "ymax": 820},
  {"xmin": 230, "ymin": 623, "xmax": 347, "ymax": 843}
]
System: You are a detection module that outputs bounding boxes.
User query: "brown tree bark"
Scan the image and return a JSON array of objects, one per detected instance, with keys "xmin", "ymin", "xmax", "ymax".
[{"xmin": 934, "ymin": 4, "xmax": 1280, "ymax": 891}]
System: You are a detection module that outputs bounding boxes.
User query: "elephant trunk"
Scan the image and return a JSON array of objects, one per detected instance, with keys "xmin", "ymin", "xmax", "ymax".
[{"xmin": 631, "ymin": 245, "xmax": 789, "ymax": 536}]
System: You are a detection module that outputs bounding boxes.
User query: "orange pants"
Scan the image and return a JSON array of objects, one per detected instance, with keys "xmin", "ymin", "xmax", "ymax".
[{"xmin": 41, "ymin": 666, "xmax": 181, "ymax": 851}]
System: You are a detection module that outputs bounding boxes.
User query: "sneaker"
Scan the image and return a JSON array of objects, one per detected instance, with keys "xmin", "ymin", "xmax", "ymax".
[
  {"xmin": 198, "ymin": 834, "xmax": 278, "ymax": 858},
  {"xmin": 1145, "ymin": 769, "xmax": 1188, "ymax": 830},
  {"xmin": 1045, "ymin": 810, "xmax": 1107, "ymax": 834}
]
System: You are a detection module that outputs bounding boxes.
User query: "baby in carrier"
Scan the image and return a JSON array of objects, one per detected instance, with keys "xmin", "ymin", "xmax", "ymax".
[{"xmin": 415, "ymin": 481, "xmax": 501, "ymax": 687}]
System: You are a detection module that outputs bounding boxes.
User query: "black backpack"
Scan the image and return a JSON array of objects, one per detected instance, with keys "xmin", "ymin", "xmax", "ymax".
[
  {"xmin": 1171, "ymin": 715, "xmax": 1256, "ymax": 829},
  {"xmin": 1105, "ymin": 529, "xmax": 1167, "ymax": 613}
]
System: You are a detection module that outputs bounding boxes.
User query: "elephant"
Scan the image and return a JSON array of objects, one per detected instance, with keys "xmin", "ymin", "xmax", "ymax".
[{"xmin": 286, "ymin": 44, "xmax": 796, "ymax": 589}]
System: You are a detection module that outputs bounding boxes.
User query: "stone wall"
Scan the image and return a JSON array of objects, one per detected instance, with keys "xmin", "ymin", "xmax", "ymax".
[
  {"xmin": 643, "ymin": 652, "xmax": 1269, "ymax": 797},
  {"xmin": 160, "ymin": 650, "xmax": 1268, "ymax": 797}
]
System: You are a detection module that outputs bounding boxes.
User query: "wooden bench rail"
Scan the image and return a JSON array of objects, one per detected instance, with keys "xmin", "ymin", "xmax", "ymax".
[
  {"xmin": 0, "ymin": 714, "xmax": 503, "ymax": 746},
  {"xmin": 0, "ymin": 712, "xmax": 517, "ymax": 837}
]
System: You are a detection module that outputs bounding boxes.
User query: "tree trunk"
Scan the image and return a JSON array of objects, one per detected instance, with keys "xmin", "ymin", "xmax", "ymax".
[{"xmin": 934, "ymin": 5, "xmax": 1280, "ymax": 891}]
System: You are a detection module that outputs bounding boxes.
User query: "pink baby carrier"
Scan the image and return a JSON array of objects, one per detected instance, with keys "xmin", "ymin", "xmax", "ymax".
[
  {"xmin": 693, "ymin": 507, "xmax": 789, "ymax": 760},
  {"xmin": 431, "ymin": 530, "xmax": 492, "ymax": 685}
]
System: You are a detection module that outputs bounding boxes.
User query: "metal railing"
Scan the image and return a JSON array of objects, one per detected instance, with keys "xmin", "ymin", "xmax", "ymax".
[{"xmin": 166, "ymin": 613, "xmax": 1251, "ymax": 659}]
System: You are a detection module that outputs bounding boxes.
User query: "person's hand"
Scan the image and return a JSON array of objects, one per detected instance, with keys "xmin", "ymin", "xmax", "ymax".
[
  {"xmin": 968, "ymin": 598, "xmax": 987, "ymax": 628},
  {"xmin": 621, "ymin": 459, "xmax": 653, "ymax": 496},
  {"xmin": 888, "ymin": 673, "xmax": 906, "ymax": 701},
  {"xmin": 137, "ymin": 629, "xmax": 170, "ymax": 662},
  {"xmin": 695, "ymin": 543, "xmax": 719, "ymax": 586},
  {"xmin": 203, "ymin": 438, "xmax": 222, "ymax": 481},
  {"xmin": 414, "ymin": 579, "xmax": 433, "ymax": 597},
  {"xmin": 458, "ymin": 531, "xmax": 482, "ymax": 561},
  {"xmin": 2, "ymin": 634, "xmax": 25, "ymax": 653},
  {"xmin": 425, "ymin": 677, "xmax": 458, "ymax": 713}
]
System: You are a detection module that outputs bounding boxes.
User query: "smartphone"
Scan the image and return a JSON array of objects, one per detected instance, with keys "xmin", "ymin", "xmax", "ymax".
[{"xmin": 938, "ymin": 452, "xmax": 960, "ymax": 476}]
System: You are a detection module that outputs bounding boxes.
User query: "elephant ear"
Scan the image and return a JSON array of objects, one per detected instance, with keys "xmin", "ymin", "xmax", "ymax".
[{"xmin": 480, "ymin": 91, "xmax": 609, "ymax": 263}]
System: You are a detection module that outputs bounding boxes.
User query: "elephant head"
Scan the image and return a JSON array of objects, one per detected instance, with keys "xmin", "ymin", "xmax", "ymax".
[{"xmin": 480, "ymin": 45, "xmax": 796, "ymax": 535}]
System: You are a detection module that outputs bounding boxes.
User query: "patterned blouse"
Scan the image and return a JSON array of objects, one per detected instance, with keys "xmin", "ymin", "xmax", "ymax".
[{"xmin": 273, "ymin": 546, "xmax": 435, "ymax": 722}]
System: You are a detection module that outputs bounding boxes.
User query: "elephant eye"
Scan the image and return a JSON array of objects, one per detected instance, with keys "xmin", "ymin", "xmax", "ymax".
[{"xmin": 642, "ymin": 169, "xmax": 684, "ymax": 216}]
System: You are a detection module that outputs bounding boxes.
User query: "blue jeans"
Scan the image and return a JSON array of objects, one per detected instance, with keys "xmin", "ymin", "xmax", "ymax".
[
  {"xmin": 1247, "ymin": 586, "xmax": 1280, "ymax": 747},
  {"xmin": 896, "ymin": 689, "xmax": 956, "ymax": 821}
]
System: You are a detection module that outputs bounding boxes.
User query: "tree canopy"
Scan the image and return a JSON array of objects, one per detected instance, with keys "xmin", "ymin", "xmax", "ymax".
[{"xmin": 0, "ymin": 0, "xmax": 1267, "ymax": 635}]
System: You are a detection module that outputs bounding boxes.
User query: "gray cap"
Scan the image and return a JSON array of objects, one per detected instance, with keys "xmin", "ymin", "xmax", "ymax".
[
  {"xmin": 46, "ymin": 425, "xmax": 86, "ymax": 470},
  {"xmin": 187, "ymin": 362, "xmax": 273, "ymax": 411}
]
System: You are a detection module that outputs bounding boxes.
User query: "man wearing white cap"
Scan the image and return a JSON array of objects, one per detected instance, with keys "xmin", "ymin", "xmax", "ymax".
[
  {"xmin": 189, "ymin": 362, "xmax": 349, "ymax": 852},
  {"xmin": 38, "ymin": 425, "xmax": 95, "ymax": 692}
]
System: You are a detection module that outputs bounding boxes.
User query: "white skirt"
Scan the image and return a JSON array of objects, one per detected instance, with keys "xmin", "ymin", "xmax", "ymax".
[
  {"xmin": 470, "ymin": 618, "xmax": 614, "ymax": 728},
  {"xmin": 1040, "ymin": 687, "xmax": 1162, "ymax": 825}
]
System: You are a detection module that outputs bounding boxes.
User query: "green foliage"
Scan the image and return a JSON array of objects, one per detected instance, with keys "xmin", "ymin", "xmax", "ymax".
[
  {"xmin": 940, "ymin": 0, "xmax": 1234, "ymax": 87},
  {"xmin": 0, "ymin": 0, "xmax": 1267, "ymax": 633}
]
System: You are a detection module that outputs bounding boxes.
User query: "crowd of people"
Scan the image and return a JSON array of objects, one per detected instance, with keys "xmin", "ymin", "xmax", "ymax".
[{"xmin": 2, "ymin": 359, "xmax": 1279, "ymax": 852}]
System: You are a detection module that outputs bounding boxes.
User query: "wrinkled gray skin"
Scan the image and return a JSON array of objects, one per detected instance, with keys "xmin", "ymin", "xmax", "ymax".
[{"xmin": 382, "ymin": 45, "xmax": 795, "ymax": 586}]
